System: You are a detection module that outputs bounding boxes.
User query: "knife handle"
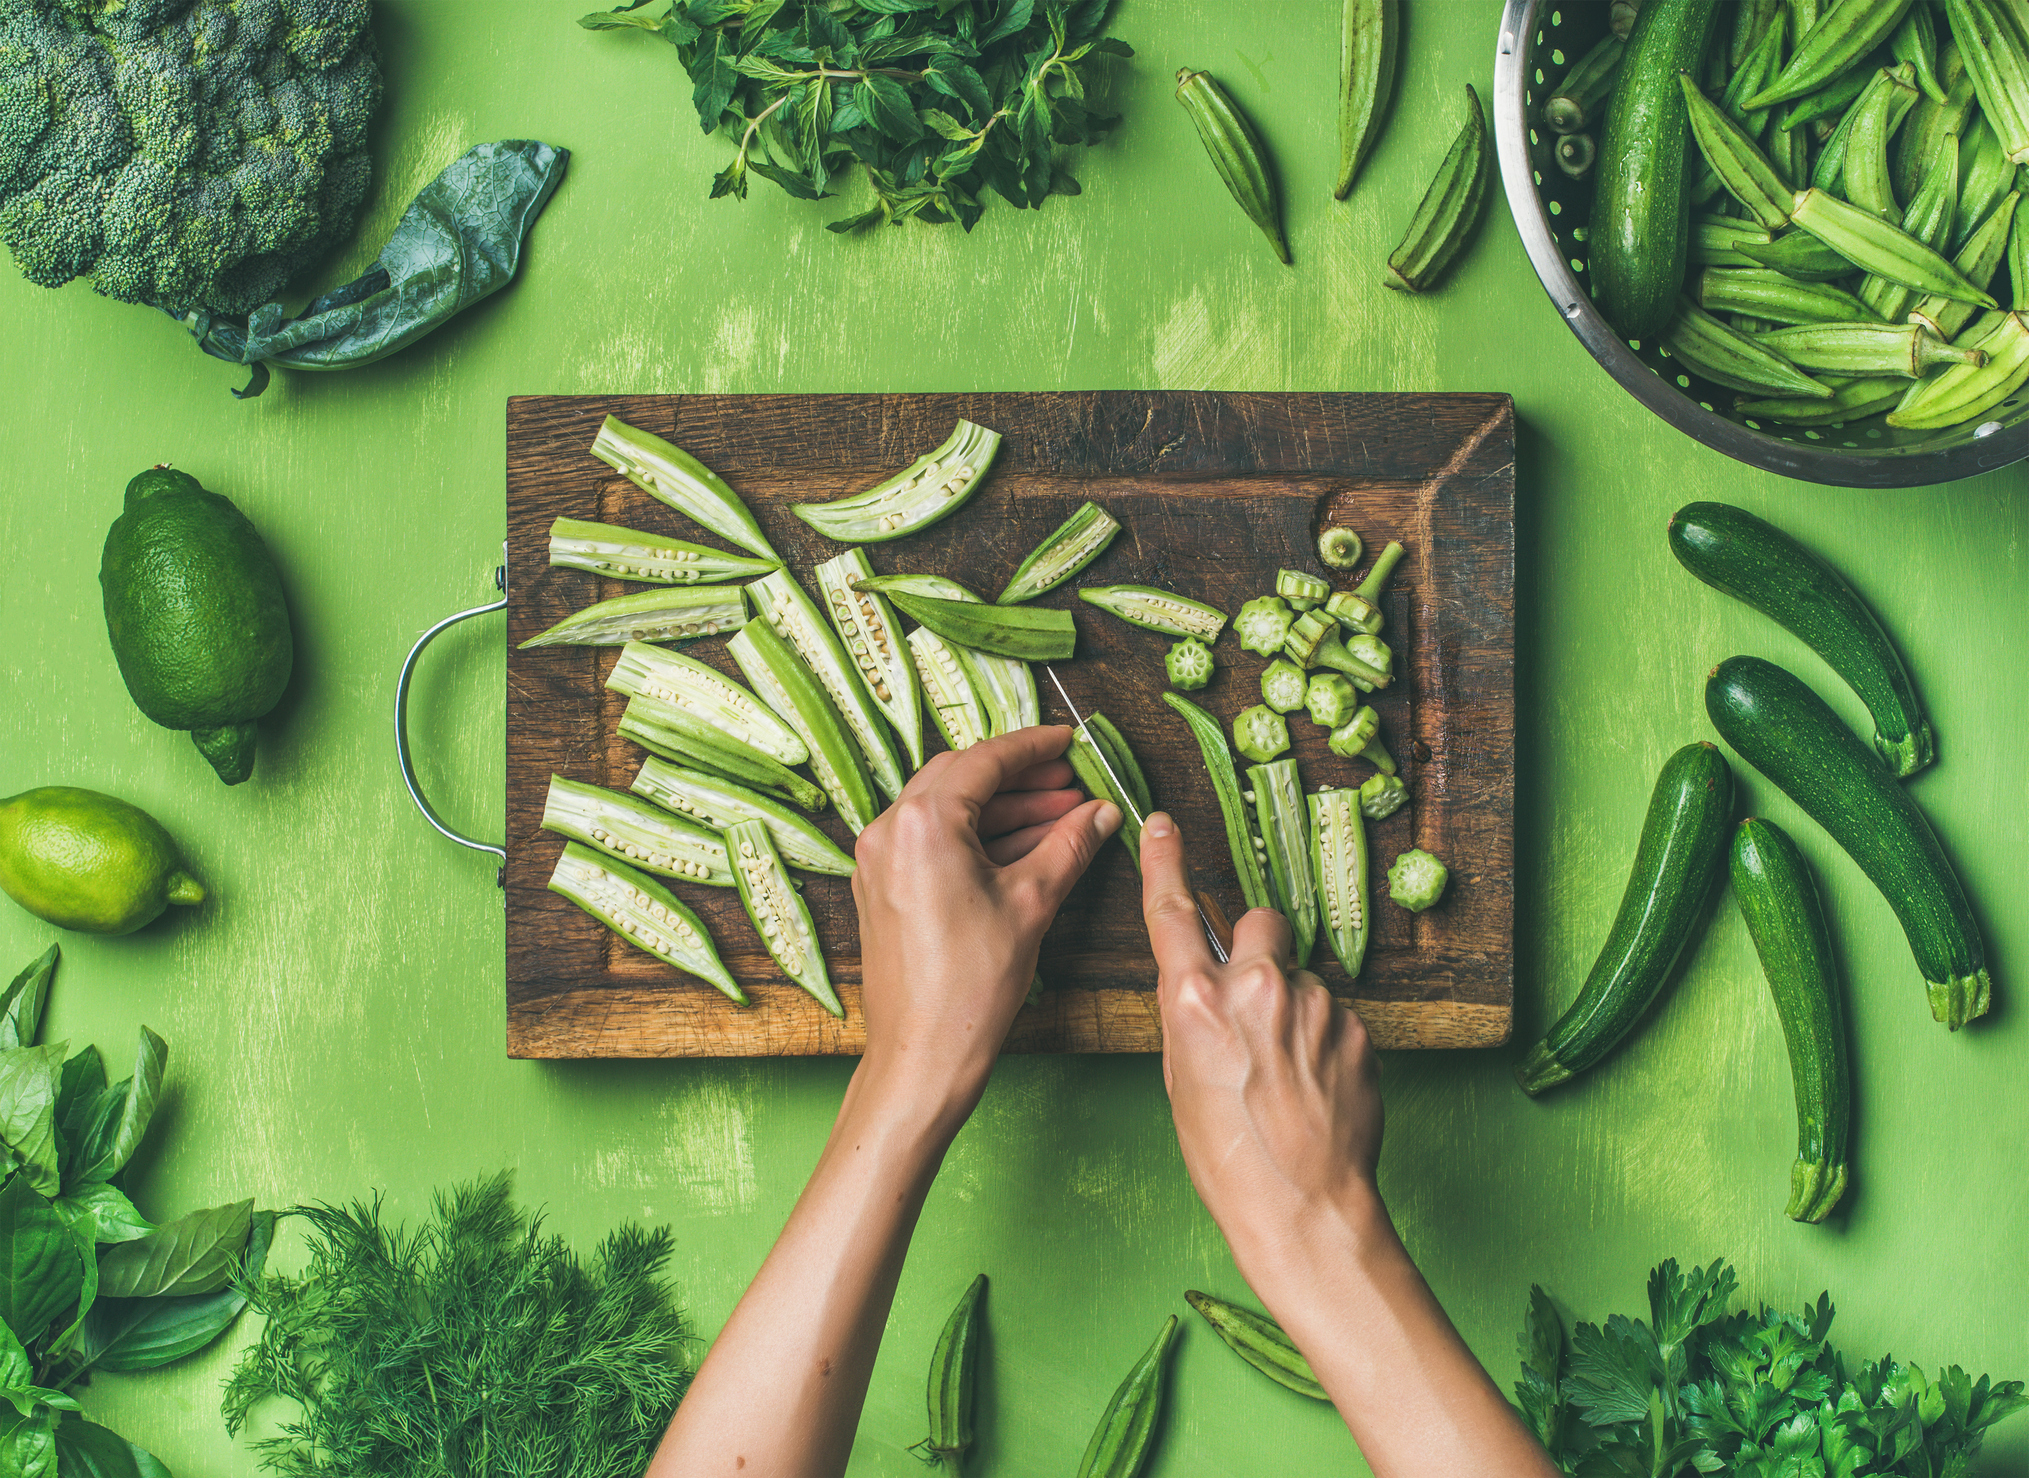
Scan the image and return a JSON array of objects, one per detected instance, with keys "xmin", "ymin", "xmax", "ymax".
[{"xmin": 1194, "ymin": 889, "xmax": 1235, "ymax": 960}]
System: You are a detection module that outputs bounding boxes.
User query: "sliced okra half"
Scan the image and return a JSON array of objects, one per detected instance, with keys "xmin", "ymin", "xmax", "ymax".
[
  {"xmin": 726, "ymin": 819, "xmax": 842, "ymax": 1017},
  {"xmin": 542, "ymin": 774, "xmax": 733, "ymax": 886},
  {"xmin": 518, "ymin": 585, "xmax": 747, "ymax": 649},
  {"xmin": 728, "ymin": 618, "xmax": 882, "ymax": 835},
  {"xmin": 790, "ymin": 419, "xmax": 1002, "ymax": 543},
  {"xmin": 606, "ymin": 641, "xmax": 807, "ymax": 765},
  {"xmin": 750, "ymin": 569, "xmax": 907, "ymax": 802},
  {"xmin": 862, "ymin": 580, "xmax": 1079, "ymax": 662},
  {"xmin": 869, "ymin": 575, "xmax": 1038, "ymax": 736},
  {"xmin": 618, "ymin": 692, "xmax": 828, "ymax": 813},
  {"xmin": 631, "ymin": 756, "xmax": 856, "ymax": 875},
  {"xmin": 590, "ymin": 415, "xmax": 782, "ymax": 564},
  {"xmin": 1079, "ymin": 584, "xmax": 1228, "ymax": 642},
  {"xmin": 1249, "ymin": 758, "xmax": 1318, "ymax": 966},
  {"xmin": 909, "ymin": 627, "xmax": 993, "ymax": 752},
  {"xmin": 814, "ymin": 550, "xmax": 926, "ymax": 771},
  {"xmin": 1164, "ymin": 692, "xmax": 1274, "ymax": 912},
  {"xmin": 1310, "ymin": 787, "xmax": 1371, "ymax": 978},
  {"xmin": 997, "ymin": 501, "xmax": 1122, "ymax": 604},
  {"xmin": 549, "ymin": 841, "xmax": 744, "ymax": 1003},
  {"xmin": 1064, "ymin": 710, "xmax": 1147, "ymax": 865},
  {"xmin": 547, "ymin": 518, "xmax": 779, "ymax": 585}
]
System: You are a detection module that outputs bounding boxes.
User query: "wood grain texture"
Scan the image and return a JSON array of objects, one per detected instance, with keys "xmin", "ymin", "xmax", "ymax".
[{"xmin": 505, "ymin": 392, "xmax": 1514, "ymax": 1055}]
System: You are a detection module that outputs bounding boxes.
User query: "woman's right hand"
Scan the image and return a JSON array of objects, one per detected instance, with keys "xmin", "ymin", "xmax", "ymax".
[{"xmin": 1138, "ymin": 809, "xmax": 1387, "ymax": 1294}]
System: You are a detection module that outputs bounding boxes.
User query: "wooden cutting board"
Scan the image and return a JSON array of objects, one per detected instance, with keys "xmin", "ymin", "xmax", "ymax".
[{"xmin": 504, "ymin": 392, "xmax": 1514, "ymax": 1056}]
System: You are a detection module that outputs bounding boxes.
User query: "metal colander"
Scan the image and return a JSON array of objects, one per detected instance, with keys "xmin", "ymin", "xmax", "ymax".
[{"xmin": 1493, "ymin": 0, "xmax": 2029, "ymax": 487}]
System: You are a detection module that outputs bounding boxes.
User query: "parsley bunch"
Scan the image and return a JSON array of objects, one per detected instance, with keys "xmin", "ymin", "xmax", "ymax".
[
  {"xmin": 1513, "ymin": 1259, "xmax": 2026, "ymax": 1477},
  {"xmin": 221, "ymin": 1174, "xmax": 692, "ymax": 1478},
  {"xmin": 580, "ymin": 0, "xmax": 1131, "ymax": 233}
]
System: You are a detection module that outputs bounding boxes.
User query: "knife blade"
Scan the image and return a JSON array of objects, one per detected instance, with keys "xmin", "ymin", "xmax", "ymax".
[{"xmin": 1044, "ymin": 666, "xmax": 1232, "ymax": 964}]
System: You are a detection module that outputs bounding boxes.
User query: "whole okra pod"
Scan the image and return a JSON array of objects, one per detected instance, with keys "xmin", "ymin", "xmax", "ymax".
[
  {"xmin": 1755, "ymin": 321, "xmax": 1986, "ymax": 376},
  {"xmin": 1941, "ymin": 0, "xmax": 2029, "ymax": 166},
  {"xmin": 1176, "ymin": 68, "xmax": 1289, "ymax": 264},
  {"xmin": 914, "ymin": 1275, "xmax": 985, "ymax": 1474},
  {"xmin": 1735, "ymin": 376, "xmax": 1910, "ymax": 424},
  {"xmin": 1680, "ymin": 73, "xmax": 1796, "ymax": 229},
  {"xmin": 1789, "ymin": 187, "xmax": 1998, "ymax": 304},
  {"xmin": 1895, "ymin": 51, "xmax": 1975, "ymax": 203},
  {"xmin": 1663, "ymin": 299, "xmax": 1833, "ymax": 398},
  {"xmin": 1746, "ymin": 0, "xmax": 1919, "ymax": 110},
  {"xmin": 1858, "ymin": 133, "xmax": 1958, "ymax": 322},
  {"xmin": 1698, "ymin": 268, "xmax": 1876, "ymax": 325},
  {"xmin": 1887, "ymin": 311, "xmax": 2029, "ymax": 426},
  {"xmin": 1184, "ymin": 1290, "xmax": 1327, "ymax": 1400},
  {"xmin": 1843, "ymin": 64, "xmax": 1923, "ymax": 222},
  {"xmin": 1164, "ymin": 692, "xmax": 1274, "ymax": 913},
  {"xmin": 1337, "ymin": 0, "xmax": 1399, "ymax": 196},
  {"xmin": 1075, "ymin": 1316, "xmax": 1180, "ymax": 1478},
  {"xmin": 1545, "ymin": 34, "xmax": 1625, "ymax": 134},
  {"xmin": 1889, "ymin": 0, "xmax": 1948, "ymax": 105},
  {"xmin": 1385, "ymin": 85, "xmax": 1489, "ymax": 294}
]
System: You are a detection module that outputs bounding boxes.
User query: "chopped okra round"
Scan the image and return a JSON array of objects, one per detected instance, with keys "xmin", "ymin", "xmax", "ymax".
[
  {"xmin": 1305, "ymin": 672, "xmax": 1359, "ymax": 728},
  {"xmin": 1233, "ymin": 704, "xmax": 1291, "ymax": 763},
  {"xmin": 1388, "ymin": 848, "xmax": 1449, "ymax": 912},
  {"xmin": 1260, "ymin": 659, "xmax": 1309, "ymax": 713},
  {"xmin": 1165, "ymin": 636, "xmax": 1215, "ymax": 691},
  {"xmin": 1235, "ymin": 595, "xmax": 1294, "ymax": 656},
  {"xmin": 1360, "ymin": 772, "xmax": 1408, "ymax": 820}
]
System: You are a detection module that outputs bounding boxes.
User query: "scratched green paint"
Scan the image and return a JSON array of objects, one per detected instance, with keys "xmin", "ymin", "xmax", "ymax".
[{"xmin": 0, "ymin": 4, "xmax": 2024, "ymax": 1474}]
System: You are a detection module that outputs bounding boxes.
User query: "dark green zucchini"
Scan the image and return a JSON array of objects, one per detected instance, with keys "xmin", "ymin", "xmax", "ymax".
[
  {"xmin": 1669, "ymin": 502, "xmax": 1934, "ymax": 777},
  {"xmin": 1591, "ymin": 0, "xmax": 1726, "ymax": 337},
  {"xmin": 1516, "ymin": 743, "xmax": 1733, "ymax": 1094},
  {"xmin": 1731, "ymin": 818, "xmax": 1850, "ymax": 1223},
  {"xmin": 1706, "ymin": 656, "xmax": 1990, "ymax": 1029}
]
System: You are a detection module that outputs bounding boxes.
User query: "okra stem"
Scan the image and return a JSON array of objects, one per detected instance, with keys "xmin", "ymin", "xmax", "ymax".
[{"xmin": 1354, "ymin": 541, "xmax": 1405, "ymax": 602}]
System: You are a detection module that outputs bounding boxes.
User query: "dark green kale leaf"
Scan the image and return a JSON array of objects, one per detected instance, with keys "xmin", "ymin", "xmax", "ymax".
[
  {"xmin": 581, "ymin": 0, "xmax": 1131, "ymax": 233},
  {"xmin": 1513, "ymin": 1260, "xmax": 2026, "ymax": 1478}
]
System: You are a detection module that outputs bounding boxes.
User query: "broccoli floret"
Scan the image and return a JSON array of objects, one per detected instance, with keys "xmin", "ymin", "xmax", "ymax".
[{"xmin": 0, "ymin": 0, "xmax": 380, "ymax": 317}]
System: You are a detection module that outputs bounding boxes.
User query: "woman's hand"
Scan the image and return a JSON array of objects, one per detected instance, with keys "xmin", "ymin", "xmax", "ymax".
[
  {"xmin": 852, "ymin": 724, "xmax": 1120, "ymax": 1124},
  {"xmin": 1140, "ymin": 811, "xmax": 1559, "ymax": 1478},
  {"xmin": 1138, "ymin": 809, "xmax": 1385, "ymax": 1295}
]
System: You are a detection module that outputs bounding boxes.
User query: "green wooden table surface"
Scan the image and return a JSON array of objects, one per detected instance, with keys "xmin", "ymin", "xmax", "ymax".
[{"xmin": 3, "ymin": 4, "xmax": 2024, "ymax": 1473}]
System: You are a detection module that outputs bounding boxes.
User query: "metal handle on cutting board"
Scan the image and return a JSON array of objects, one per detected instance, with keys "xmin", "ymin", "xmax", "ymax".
[{"xmin": 396, "ymin": 545, "xmax": 508, "ymax": 885}]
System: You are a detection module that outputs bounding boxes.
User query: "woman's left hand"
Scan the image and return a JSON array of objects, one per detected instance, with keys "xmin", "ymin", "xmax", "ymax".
[{"xmin": 851, "ymin": 724, "xmax": 1120, "ymax": 1120}]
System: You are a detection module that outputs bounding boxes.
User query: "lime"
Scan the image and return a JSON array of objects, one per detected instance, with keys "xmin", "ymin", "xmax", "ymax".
[
  {"xmin": 0, "ymin": 787, "xmax": 205, "ymax": 935},
  {"xmin": 100, "ymin": 467, "xmax": 293, "ymax": 785}
]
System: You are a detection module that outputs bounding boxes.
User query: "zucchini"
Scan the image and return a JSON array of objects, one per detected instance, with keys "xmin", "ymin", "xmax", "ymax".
[
  {"xmin": 1669, "ymin": 502, "xmax": 1935, "ymax": 776},
  {"xmin": 1731, "ymin": 818, "xmax": 1850, "ymax": 1223},
  {"xmin": 1516, "ymin": 743, "xmax": 1733, "ymax": 1094},
  {"xmin": 1706, "ymin": 656, "xmax": 1991, "ymax": 1028},
  {"xmin": 1591, "ymin": 0, "xmax": 1726, "ymax": 337}
]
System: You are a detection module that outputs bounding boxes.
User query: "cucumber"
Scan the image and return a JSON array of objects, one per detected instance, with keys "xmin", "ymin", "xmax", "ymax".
[
  {"xmin": 1731, "ymin": 818, "xmax": 1850, "ymax": 1224},
  {"xmin": 1516, "ymin": 743, "xmax": 1733, "ymax": 1094},
  {"xmin": 1706, "ymin": 655, "xmax": 1991, "ymax": 1029},
  {"xmin": 1670, "ymin": 502, "xmax": 1935, "ymax": 777},
  {"xmin": 1591, "ymin": 0, "xmax": 1725, "ymax": 338}
]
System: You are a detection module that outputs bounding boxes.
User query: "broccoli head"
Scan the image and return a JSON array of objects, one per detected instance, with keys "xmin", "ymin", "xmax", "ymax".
[{"xmin": 0, "ymin": 0, "xmax": 380, "ymax": 317}]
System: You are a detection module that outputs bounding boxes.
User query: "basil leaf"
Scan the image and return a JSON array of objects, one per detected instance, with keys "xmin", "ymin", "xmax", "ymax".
[
  {"xmin": 0, "ymin": 948, "xmax": 56, "ymax": 1052},
  {"xmin": 0, "ymin": 1316, "xmax": 28, "ymax": 1391},
  {"xmin": 0, "ymin": 1176, "xmax": 79, "ymax": 1349},
  {"xmin": 690, "ymin": 32, "xmax": 738, "ymax": 131},
  {"xmin": 861, "ymin": 74, "xmax": 921, "ymax": 141},
  {"xmin": 0, "ymin": 1404, "xmax": 56, "ymax": 1478},
  {"xmin": 97, "ymin": 1199, "xmax": 252, "ymax": 1300},
  {"xmin": 51, "ymin": 1417, "xmax": 168, "ymax": 1478},
  {"xmin": 0, "ymin": 1048, "xmax": 65, "ymax": 1199},
  {"xmin": 67, "ymin": 1030, "xmax": 164, "ymax": 1190},
  {"xmin": 979, "ymin": 0, "xmax": 1034, "ymax": 46},
  {"xmin": 42, "ymin": 1206, "xmax": 99, "ymax": 1365},
  {"xmin": 178, "ymin": 142, "xmax": 570, "ymax": 396},
  {"xmin": 745, "ymin": 160, "xmax": 827, "ymax": 200},
  {"xmin": 74, "ymin": 1212, "xmax": 270, "ymax": 1375},
  {"xmin": 55, "ymin": 1184, "xmax": 149, "ymax": 1249},
  {"xmin": 51, "ymin": 1047, "xmax": 104, "ymax": 1188}
]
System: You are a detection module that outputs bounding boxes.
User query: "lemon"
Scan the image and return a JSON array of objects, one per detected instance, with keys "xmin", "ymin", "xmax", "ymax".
[
  {"xmin": 100, "ymin": 467, "xmax": 293, "ymax": 785},
  {"xmin": 0, "ymin": 787, "xmax": 205, "ymax": 935}
]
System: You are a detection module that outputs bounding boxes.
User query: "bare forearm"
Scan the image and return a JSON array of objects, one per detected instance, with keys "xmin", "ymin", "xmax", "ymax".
[
  {"xmin": 647, "ymin": 1063, "xmax": 967, "ymax": 1478},
  {"xmin": 1236, "ymin": 1191, "xmax": 1558, "ymax": 1478}
]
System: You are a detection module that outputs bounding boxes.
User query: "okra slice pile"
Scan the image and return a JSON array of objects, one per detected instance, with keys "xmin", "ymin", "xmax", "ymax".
[
  {"xmin": 519, "ymin": 586, "xmax": 747, "ymax": 649},
  {"xmin": 726, "ymin": 820, "xmax": 841, "ymax": 1017},
  {"xmin": 815, "ymin": 550, "xmax": 925, "ymax": 771},
  {"xmin": 590, "ymin": 415, "xmax": 781, "ymax": 564},
  {"xmin": 727, "ymin": 618, "xmax": 881, "ymax": 834},
  {"xmin": 750, "ymin": 569, "xmax": 906, "ymax": 803},
  {"xmin": 542, "ymin": 774, "xmax": 733, "ymax": 886},
  {"xmin": 547, "ymin": 517, "xmax": 777, "ymax": 585},
  {"xmin": 618, "ymin": 692, "xmax": 828, "ymax": 813},
  {"xmin": 790, "ymin": 420, "xmax": 1002, "ymax": 543},
  {"xmin": 548, "ymin": 842, "xmax": 744, "ymax": 1003},
  {"xmin": 606, "ymin": 641, "xmax": 807, "ymax": 765},
  {"xmin": 631, "ymin": 757, "xmax": 855, "ymax": 876}
]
